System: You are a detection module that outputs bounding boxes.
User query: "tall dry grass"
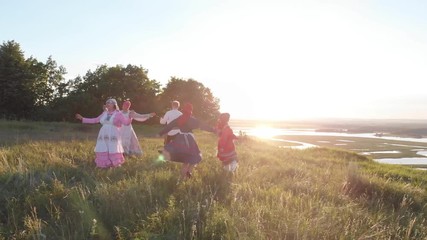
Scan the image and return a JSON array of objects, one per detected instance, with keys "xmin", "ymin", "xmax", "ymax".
[{"xmin": 0, "ymin": 120, "xmax": 426, "ymax": 239}]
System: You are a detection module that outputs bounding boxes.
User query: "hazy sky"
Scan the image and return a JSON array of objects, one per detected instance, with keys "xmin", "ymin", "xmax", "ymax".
[{"xmin": 2, "ymin": 0, "xmax": 427, "ymax": 120}]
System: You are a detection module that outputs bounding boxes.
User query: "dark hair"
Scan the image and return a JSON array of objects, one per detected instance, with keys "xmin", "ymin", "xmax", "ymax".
[
  {"xmin": 219, "ymin": 113, "xmax": 230, "ymax": 122},
  {"xmin": 178, "ymin": 103, "xmax": 193, "ymax": 127}
]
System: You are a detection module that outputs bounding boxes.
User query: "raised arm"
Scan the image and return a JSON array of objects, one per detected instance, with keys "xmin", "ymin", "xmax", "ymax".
[
  {"xmin": 132, "ymin": 111, "xmax": 155, "ymax": 122},
  {"xmin": 158, "ymin": 118, "xmax": 179, "ymax": 136},
  {"xmin": 197, "ymin": 119, "xmax": 216, "ymax": 133},
  {"xmin": 78, "ymin": 112, "xmax": 105, "ymax": 124}
]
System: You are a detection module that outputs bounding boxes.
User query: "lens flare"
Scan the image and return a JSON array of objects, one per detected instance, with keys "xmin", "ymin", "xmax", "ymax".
[{"xmin": 156, "ymin": 154, "xmax": 166, "ymax": 163}]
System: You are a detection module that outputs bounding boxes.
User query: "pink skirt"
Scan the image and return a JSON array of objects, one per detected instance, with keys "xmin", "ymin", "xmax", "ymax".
[{"xmin": 95, "ymin": 152, "xmax": 125, "ymax": 168}]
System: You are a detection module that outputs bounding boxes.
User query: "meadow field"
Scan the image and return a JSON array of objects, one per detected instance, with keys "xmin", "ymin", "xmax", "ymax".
[{"xmin": 1, "ymin": 120, "xmax": 427, "ymax": 239}]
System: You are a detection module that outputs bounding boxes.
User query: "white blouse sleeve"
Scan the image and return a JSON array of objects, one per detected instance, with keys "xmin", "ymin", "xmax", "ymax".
[{"xmin": 133, "ymin": 112, "xmax": 152, "ymax": 122}]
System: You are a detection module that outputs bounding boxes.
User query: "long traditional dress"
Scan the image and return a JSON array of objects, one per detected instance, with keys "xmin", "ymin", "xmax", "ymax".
[
  {"xmin": 120, "ymin": 111, "xmax": 151, "ymax": 155},
  {"xmin": 158, "ymin": 116, "xmax": 215, "ymax": 164},
  {"xmin": 217, "ymin": 124, "xmax": 238, "ymax": 171},
  {"xmin": 82, "ymin": 110, "xmax": 131, "ymax": 168}
]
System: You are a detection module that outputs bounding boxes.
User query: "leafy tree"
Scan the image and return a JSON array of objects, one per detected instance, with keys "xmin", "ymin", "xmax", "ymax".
[
  {"xmin": 0, "ymin": 41, "xmax": 36, "ymax": 119},
  {"xmin": 158, "ymin": 77, "xmax": 220, "ymax": 123},
  {"xmin": 0, "ymin": 41, "xmax": 67, "ymax": 120},
  {"xmin": 66, "ymin": 64, "xmax": 161, "ymax": 119},
  {"xmin": 0, "ymin": 40, "xmax": 221, "ymax": 123},
  {"xmin": 28, "ymin": 56, "xmax": 67, "ymax": 107}
]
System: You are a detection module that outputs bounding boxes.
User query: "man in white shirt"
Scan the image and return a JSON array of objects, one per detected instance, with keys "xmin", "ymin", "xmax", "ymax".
[{"xmin": 160, "ymin": 100, "xmax": 182, "ymax": 144}]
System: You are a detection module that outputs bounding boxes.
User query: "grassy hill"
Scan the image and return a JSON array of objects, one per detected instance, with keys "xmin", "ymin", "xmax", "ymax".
[{"xmin": 1, "ymin": 120, "xmax": 427, "ymax": 239}]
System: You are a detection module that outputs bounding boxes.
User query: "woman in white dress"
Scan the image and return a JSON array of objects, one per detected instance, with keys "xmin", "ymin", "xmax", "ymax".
[
  {"xmin": 120, "ymin": 100, "xmax": 156, "ymax": 155},
  {"xmin": 75, "ymin": 98, "xmax": 131, "ymax": 168}
]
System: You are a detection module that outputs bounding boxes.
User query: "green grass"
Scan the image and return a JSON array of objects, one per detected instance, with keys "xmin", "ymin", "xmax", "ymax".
[{"xmin": 1, "ymin": 120, "xmax": 427, "ymax": 239}]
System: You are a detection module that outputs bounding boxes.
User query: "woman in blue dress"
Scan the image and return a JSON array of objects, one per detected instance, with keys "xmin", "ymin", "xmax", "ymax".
[{"xmin": 158, "ymin": 103, "xmax": 215, "ymax": 180}]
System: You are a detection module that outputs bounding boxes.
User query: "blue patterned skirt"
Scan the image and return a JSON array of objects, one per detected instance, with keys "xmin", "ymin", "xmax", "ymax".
[{"xmin": 164, "ymin": 133, "xmax": 202, "ymax": 164}]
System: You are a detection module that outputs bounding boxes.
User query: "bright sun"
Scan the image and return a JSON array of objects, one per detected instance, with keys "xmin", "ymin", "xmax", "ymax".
[{"xmin": 250, "ymin": 126, "xmax": 279, "ymax": 139}]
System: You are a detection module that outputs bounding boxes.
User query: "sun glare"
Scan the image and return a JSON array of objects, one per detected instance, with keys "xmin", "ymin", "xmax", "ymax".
[{"xmin": 250, "ymin": 126, "xmax": 279, "ymax": 139}]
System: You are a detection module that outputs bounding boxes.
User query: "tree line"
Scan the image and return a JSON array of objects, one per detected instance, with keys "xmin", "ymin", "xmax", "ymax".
[{"xmin": 0, "ymin": 40, "xmax": 220, "ymax": 123}]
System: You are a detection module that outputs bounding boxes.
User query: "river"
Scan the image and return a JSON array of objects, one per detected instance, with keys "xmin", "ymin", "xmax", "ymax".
[{"xmin": 231, "ymin": 126, "xmax": 427, "ymax": 167}]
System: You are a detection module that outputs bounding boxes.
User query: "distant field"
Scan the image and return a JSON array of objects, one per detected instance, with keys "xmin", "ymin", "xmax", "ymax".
[
  {"xmin": 273, "ymin": 135, "xmax": 427, "ymax": 159},
  {"xmin": 0, "ymin": 120, "xmax": 161, "ymax": 145},
  {"xmin": 231, "ymin": 118, "xmax": 427, "ymax": 138},
  {"xmin": 231, "ymin": 118, "xmax": 427, "ymax": 160}
]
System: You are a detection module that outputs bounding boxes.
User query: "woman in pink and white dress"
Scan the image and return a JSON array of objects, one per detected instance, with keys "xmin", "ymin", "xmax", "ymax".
[
  {"xmin": 75, "ymin": 98, "xmax": 132, "ymax": 168},
  {"xmin": 120, "ymin": 100, "xmax": 156, "ymax": 155}
]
